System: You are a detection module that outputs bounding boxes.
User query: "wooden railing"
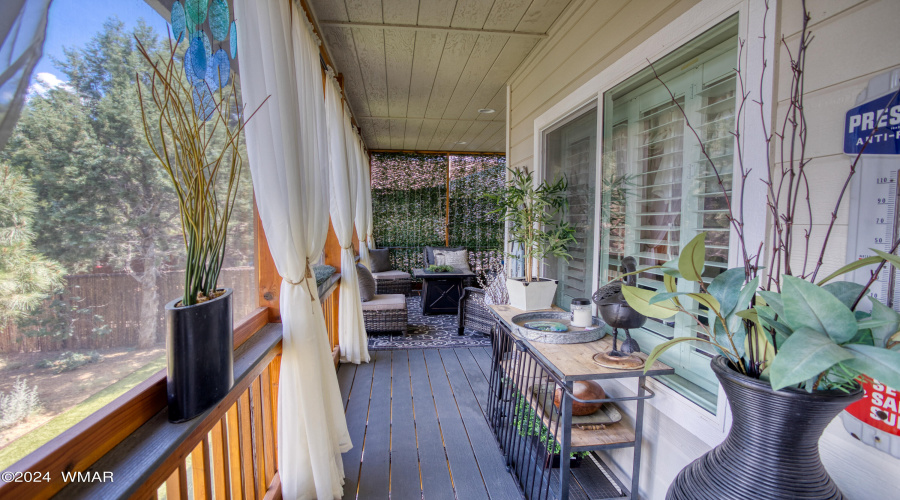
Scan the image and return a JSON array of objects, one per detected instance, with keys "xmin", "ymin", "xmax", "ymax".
[{"xmin": 50, "ymin": 324, "xmax": 283, "ymax": 499}]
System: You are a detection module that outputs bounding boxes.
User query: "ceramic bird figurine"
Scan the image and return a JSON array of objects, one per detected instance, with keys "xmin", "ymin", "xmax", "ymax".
[{"xmin": 592, "ymin": 256, "xmax": 647, "ymax": 366}]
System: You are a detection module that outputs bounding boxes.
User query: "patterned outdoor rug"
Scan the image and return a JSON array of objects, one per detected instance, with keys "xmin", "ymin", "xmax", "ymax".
[{"xmin": 367, "ymin": 296, "xmax": 492, "ymax": 350}]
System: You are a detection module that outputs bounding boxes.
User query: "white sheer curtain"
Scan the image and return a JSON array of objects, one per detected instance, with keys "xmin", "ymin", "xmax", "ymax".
[
  {"xmin": 325, "ymin": 73, "xmax": 369, "ymax": 365},
  {"xmin": 354, "ymin": 134, "xmax": 373, "ymax": 268},
  {"xmin": 235, "ymin": 1, "xmax": 350, "ymax": 498}
]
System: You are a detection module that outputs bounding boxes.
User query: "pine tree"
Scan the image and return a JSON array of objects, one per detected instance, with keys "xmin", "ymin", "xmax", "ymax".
[
  {"xmin": 0, "ymin": 166, "xmax": 65, "ymax": 322},
  {"xmin": 2, "ymin": 18, "xmax": 254, "ymax": 347}
]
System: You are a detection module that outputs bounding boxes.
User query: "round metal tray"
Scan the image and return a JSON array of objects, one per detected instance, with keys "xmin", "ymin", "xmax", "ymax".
[{"xmin": 511, "ymin": 312, "xmax": 606, "ymax": 344}]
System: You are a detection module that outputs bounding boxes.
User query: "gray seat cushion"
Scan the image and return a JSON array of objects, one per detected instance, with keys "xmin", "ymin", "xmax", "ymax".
[
  {"xmin": 360, "ymin": 294, "xmax": 407, "ymax": 311},
  {"xmin": 372, "ymin": 270, "xmax": 411, "ymax": 280},
  {"xmin": 369, "ymin": 248, "xmax": 391, "ymax": 273},
  {"xmin": 357, "ymin": 263, "xmax": 377, "ymax": 302}
]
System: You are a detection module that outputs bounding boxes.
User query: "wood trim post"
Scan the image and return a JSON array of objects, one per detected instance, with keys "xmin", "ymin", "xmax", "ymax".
[
  {"xmin": 255, "ymin": 202, "xmax": 281, "ymax": 322},
  {"xmin": 445, "ymin": 153, "xmax": 451, "ymax": 246}
]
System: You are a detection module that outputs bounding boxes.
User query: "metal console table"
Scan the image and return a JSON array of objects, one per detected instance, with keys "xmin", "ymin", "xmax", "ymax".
[{"xmin": 487, "ymin": 305, "xmax": 674, "ymax": 500}]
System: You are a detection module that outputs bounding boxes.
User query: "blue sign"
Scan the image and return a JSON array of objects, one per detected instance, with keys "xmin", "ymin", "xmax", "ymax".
[{"xmin": 844, "ymin": 92, "xmax": 900, "ymax": 155}]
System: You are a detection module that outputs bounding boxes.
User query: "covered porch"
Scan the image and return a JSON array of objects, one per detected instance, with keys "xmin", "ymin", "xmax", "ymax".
[{"xmin": 0, "ymin": 0, "xmax": 898, "ymax": 499}]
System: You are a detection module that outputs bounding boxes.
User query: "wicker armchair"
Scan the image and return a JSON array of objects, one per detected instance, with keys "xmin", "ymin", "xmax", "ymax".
[{"xmin": 457, "ymin": 287, "xmax": 494, "ymax": 336}]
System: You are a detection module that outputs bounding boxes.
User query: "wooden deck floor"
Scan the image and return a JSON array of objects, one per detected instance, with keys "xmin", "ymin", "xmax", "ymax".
[{"xmin": 338, "ymin": 348, "xmax": 523, "ymax": 500}]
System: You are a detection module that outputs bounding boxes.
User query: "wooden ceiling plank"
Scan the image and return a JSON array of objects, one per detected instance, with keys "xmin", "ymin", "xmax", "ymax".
[
  {"xmin": 389, "ymin": 118, "xmax": 407, "ymax": 149},
  {"xmin": 473, "ymin": 86, "xmax": 507, "ymax": 121},
  {"xmin": 322, "ymin": 26, "xmax": 371, "ymax": 117},
  {"xmin": 384, "ymin": 30, "xmax": 415, "ymax": 116},
  {"xmin": 406, "ymin": 31, "xmax": 447, "ymax": 118},
  {"xmin": 414, "ymin": 119, "xmax": 440, "ymax": 150},
  {"xmin": 516, "ymin": 0, "xmax": 571, "ymax": 33},
  {"xmin": 423, "ymin": 32, "xmax": 479, "ymax": 119},
  {"xmin": 352, "ymin": 27, "xmax": 390, "ymax": 117},
  {"xmin": 427, "ymin": 120, "xmax": 458, "ymax": 150},
  {"xmin": 482, "ymin": 123, "xmax": 507, "ymax": 152},
  {"xmin": 307, "ymin": 0, "xmax": 350, "ymax": 22},
  {"xmin": 382, "ymin": 0, "xmax": 420, "ymax": 25},
  {"xmin": 403, "ymin": 118, "xmax": 424, "ymax": 150},
  {"xmin": 417, "ymin": 0, "xmax": 458, "ymax": 27},
  {"xmin": 439, "ymin": 34, "xmax": 508, "ymax": 120},
  {"xmin": 455, "ymin": 37, "xmax": 537, "ymax": 121},
  {"xmin": 467, "ymin": 121, "xmax": 503, "ymax": 151},
  {"xmin": 344, "ymin": 0, "xmax": 383, "ymax": 23},
  {"xmin": 483, "ymin": 0, "xmax": 532, "ymax": 31},
  {"xmin": 450, "ymin": 0, "xmax": 494, "ymax": 29},
  {"xmin": 365, "ymin": 117, "xmax": 393, "ymax": 150},
  {"xmin": 318, "ymin": 21, "xmax": 547, "ymax": 38},
  {"xmin": 457, "ymin": 120, "xmax": 491, "ymax": 146},
  {"xmin": 438, "ymin": 120, "xmax": 475, "ymax": 150}
]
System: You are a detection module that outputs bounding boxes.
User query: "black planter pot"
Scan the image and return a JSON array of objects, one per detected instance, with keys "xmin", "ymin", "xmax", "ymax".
[
  {"xmin": 546, "ymin": 452, "xmax": 583, "ymax": 469},
  {"xmin": 667, "ymin": 356, "xmax": 863, "ymax": 500},
  {"xmin": 166, "ymin": 288, "xmax": 234, "ymax": 423}
]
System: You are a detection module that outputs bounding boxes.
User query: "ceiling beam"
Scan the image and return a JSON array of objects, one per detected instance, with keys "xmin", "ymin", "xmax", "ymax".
[{"xmin": 318, "ymin": 21, "xmax": 548, "ymax": 39}]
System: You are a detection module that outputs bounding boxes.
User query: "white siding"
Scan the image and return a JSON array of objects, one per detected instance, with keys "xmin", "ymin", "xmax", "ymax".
[{"xmin": 506, "ymin": 0, "xmax": 900, "ymax": 498}]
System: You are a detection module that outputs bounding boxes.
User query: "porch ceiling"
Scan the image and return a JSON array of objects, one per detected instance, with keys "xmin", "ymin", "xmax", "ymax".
[{"xmin": 307, "ymin": 0, "xmax": 574, "ymax": 153}]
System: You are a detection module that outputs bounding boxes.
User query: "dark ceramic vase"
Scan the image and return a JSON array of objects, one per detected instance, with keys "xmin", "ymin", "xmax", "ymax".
[
  {"xmin": 667, "ymin": 356, "xmax": 863, "ymax": 500},
  {"xmin": 166, "ymin": 288, "xmax": 234, "ymax": 423}
]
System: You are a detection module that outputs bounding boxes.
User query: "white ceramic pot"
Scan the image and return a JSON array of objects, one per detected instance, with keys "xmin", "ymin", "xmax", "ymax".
[{"xmin": 506, "ymin": 277, "xmax": 557, "ymax": 311}]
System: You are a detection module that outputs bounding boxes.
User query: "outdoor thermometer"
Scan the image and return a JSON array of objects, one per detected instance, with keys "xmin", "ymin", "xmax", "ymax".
[{"xmin": 842, "ymin": 67, "xmax": 900, "ymax": 459}]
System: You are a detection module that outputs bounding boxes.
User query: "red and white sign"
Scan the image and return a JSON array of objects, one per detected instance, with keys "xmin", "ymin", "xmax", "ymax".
[{"xmin": 841, "ymin": 377, "xmax": 900, "ymax": 458}]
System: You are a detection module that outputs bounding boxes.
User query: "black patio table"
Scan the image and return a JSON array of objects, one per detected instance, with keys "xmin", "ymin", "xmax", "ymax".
[{"xmin": 412, "ymin": 268, "xmax": 475, "ymax": 315}]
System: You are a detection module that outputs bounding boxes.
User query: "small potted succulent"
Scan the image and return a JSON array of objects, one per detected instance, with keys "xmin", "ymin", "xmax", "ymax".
[{"xmin": 486, "ymin": 167, "xmax": 576, "ymax": 311}]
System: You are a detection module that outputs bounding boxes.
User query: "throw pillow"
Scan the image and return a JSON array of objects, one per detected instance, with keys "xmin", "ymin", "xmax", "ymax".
[
  {"xmin": 434, "ymin": 249, "xmax": 471, "ymax": 272},
  {"xmin": 357, "ymin": 263, "xmax": 376, "ymax": 302},
  {"xmin": 425, "ymin": 245, "xmax": 465, "ymax": 265},
  {"xmin": 369, "ymin": 248, "xmax": 391, "ymax": 273}
]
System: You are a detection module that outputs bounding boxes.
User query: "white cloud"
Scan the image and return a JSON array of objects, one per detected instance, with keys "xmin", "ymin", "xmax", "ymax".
[{"xmin": 27, "ymin": 72, "xmax": 72, "ymax": 98}]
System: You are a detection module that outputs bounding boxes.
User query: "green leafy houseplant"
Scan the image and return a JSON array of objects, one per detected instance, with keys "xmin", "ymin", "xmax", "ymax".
[
  {"xmin": 135, "ymin": 38, "xmax": 263, "ymax": 306},
  {"xmin": 623, "ymin": 232, "xmax": 900, "ymax": 392},
  {"xmin": 427, "ymin": 264, "xmax": 455, "ymax": 273},
  {"xmin": 486, "ymin": 167, "xmax": 576, "ymax": 282}
]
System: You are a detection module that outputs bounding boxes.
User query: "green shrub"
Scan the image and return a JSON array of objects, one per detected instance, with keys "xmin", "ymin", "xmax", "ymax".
[{"xmin": 35, "ymin": 351, "xmax": 103, "ymax": 374}]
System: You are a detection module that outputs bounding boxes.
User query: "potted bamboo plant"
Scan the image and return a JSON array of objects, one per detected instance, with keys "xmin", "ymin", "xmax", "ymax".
[
  {"xmin": 618, "ymin": 3, "xmax": 900, "ymax": 498},
  {"xmin": 135, "ymin": 35, "xmax": 262, "ymax": 422},
  {"xmin": 487, "ymin": 167, "xmax": 576, "ymax": 311}
]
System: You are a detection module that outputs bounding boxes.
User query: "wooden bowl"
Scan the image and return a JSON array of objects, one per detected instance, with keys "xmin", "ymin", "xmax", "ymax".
[{"xmin": 554, "ymin": 380, "xmax": 605, "ymax": 416}]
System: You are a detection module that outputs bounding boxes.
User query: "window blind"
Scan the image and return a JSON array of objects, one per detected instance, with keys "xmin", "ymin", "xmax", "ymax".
[{"xmin": 599, "ymin": 18, "xmax": 739, "ymax": 409}]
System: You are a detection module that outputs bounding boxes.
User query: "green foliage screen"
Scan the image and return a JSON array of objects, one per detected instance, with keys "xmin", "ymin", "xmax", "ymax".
[{"xmin": 371, "ymin": 153, "xmax": 504, "ymax": 275}]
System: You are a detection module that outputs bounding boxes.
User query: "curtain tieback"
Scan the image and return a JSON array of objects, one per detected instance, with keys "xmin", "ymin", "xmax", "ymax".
[{"xmin": 284, "ymin": 257, "xmax": 316, "ymax": 301}]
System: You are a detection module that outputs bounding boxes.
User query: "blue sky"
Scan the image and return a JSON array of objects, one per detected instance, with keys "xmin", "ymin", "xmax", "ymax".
[{"xmin": 35, "ymin": 0, "xmax": 170, "ymax": 82}]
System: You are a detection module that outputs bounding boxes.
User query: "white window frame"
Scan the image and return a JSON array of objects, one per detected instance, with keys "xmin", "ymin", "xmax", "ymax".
[{"xmin": 531, "ymin": 0, "xmax": 774, "ymax": 442}]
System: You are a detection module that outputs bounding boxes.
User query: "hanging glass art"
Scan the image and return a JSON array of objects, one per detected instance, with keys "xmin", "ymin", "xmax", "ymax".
[
  {"xmin": 230, "ymin": 21, "xmax": 238, "ymax": 59},
  {"xmin": 169, "ymin": 0, "xmax": 237, "ymax": 121},
  {"xmin": 184, "ymin": 0, "xmax": 208, "ymax": 27},
  {"xmin": 170, "ymin": 1, "xmax": 186, "ymax": 42},
  {"xmin": 207, "ymin": 49, "xmax": 231, "ymax": 90},
  {"xmin": 187, "ymin": 31, "xmax": 208, "ymax": 81},
  {"xmin": 209, "ymin": 0, "xmax": 230, "ymax": 41}
]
